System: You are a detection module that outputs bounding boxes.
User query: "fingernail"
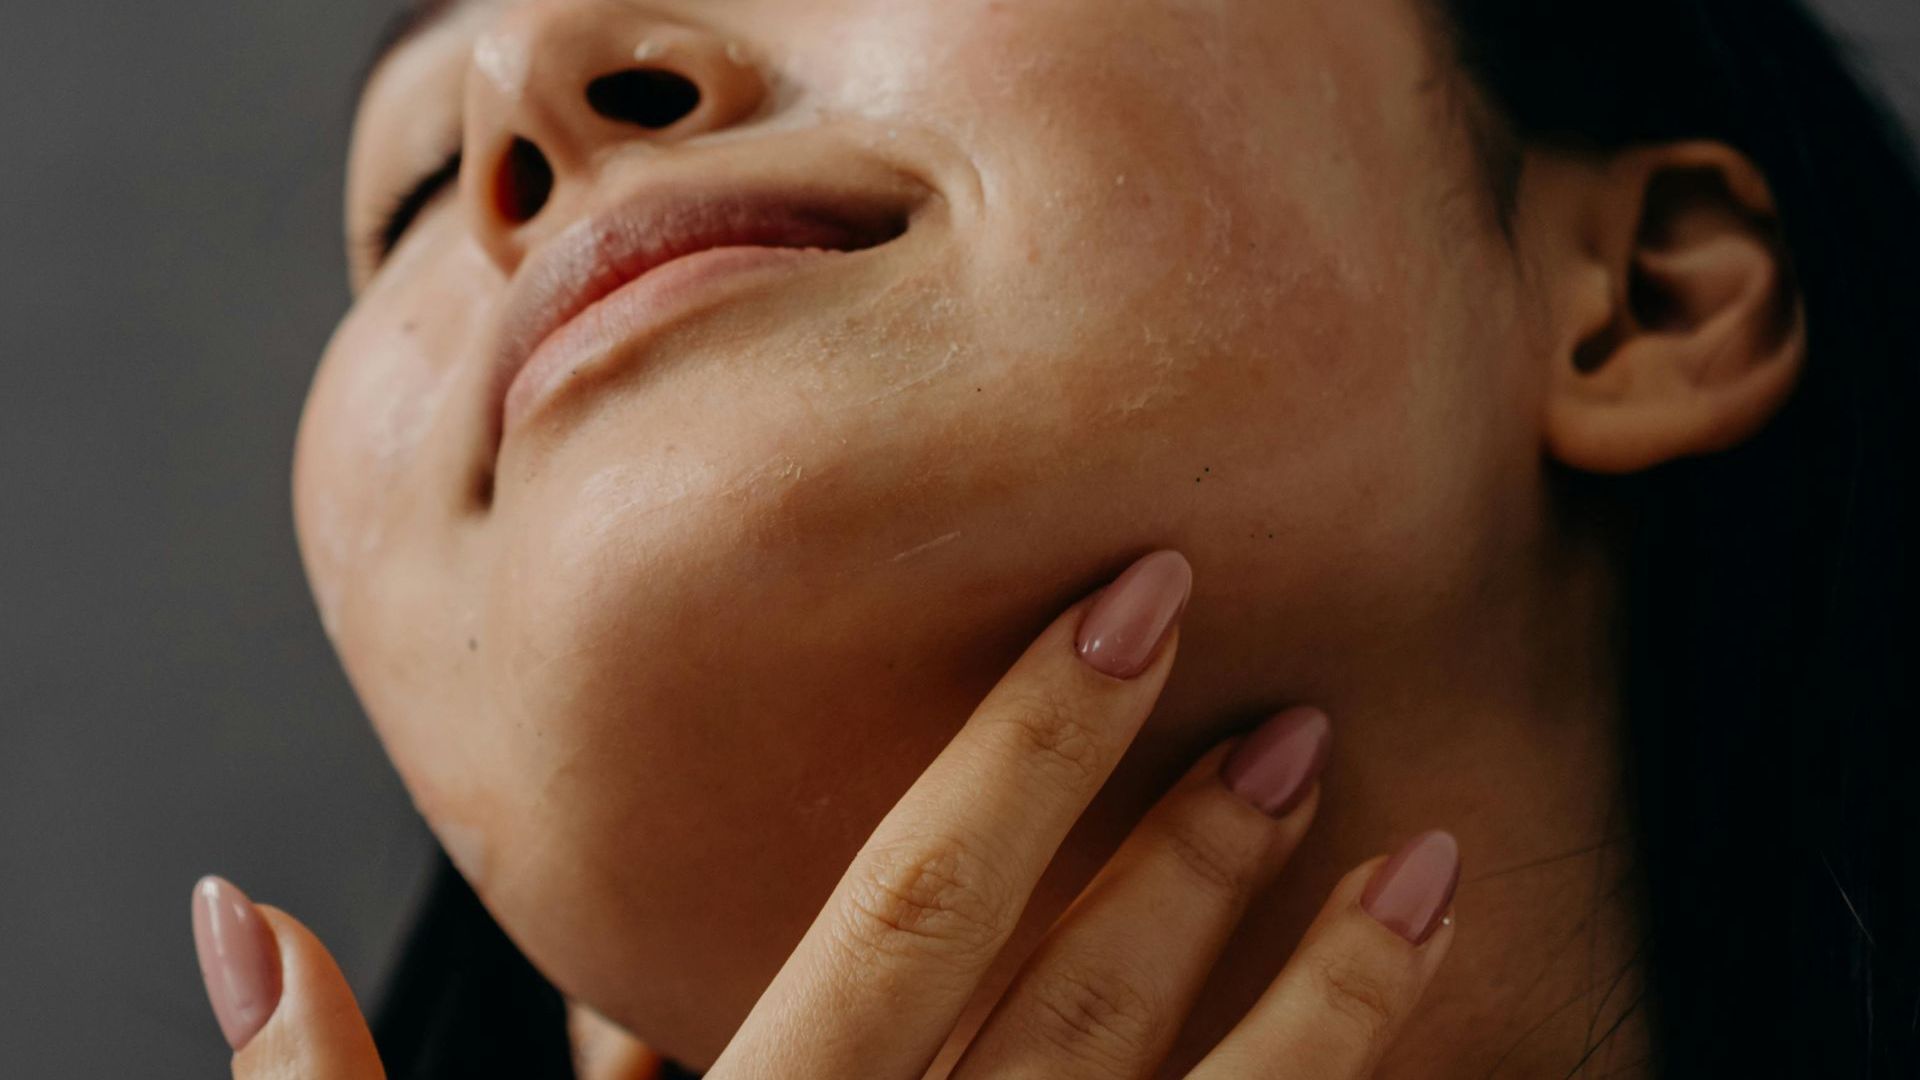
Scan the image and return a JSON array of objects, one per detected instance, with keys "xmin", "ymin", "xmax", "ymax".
[
  {"xmin": 1074, "ymin": 550, "xmax": 1193, "ymax": 679},
  {"xmin": 1361, "ymin": 830, "xmax": 1461, "ymax": 946},
  {"xmin": 1220, "ymin": 707, "xmax": 1332, "ymax": 818},
  {"xmin": 192, "ymin": 875, "xmax": 282, "ymax": 1051}
]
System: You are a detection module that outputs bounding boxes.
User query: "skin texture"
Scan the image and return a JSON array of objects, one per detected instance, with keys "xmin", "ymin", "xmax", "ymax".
[{"xmin": 298, "ymin": 0, "xmax": 1804, "ymax": 1074}]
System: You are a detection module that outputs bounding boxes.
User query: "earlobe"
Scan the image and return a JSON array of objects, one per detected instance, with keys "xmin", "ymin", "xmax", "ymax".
[{"xmin": 1538, "ymin": 143, "xmax": 1807, "ymax": 475}]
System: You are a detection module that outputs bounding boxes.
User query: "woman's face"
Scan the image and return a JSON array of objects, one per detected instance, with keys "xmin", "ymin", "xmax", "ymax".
[{"xmin": 299, "ymin": 0, "xmax": 1537, "ymax": 1060}]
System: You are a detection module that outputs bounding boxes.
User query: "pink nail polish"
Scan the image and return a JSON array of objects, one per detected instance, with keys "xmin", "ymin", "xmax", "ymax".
[
  {"xmin": 1221, "ymin": 707, "xmax": 1332, "ymax": 818},
  {"xmin": 1074, "ymin": 551, "xmax": 1193, "ymax": 679},
  {"xmin": 1361, "ymin": 831, "xmax": 1461, "ymax": 946},
  {"xmin": 191, "ymin": 876, "xmax": 281, "ymax": 1051}
]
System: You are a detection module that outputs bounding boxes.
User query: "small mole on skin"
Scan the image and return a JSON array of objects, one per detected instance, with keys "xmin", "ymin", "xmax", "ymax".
[{"xmin": 468, "ymin": 638, "xmax": 479, "ymax": 652}]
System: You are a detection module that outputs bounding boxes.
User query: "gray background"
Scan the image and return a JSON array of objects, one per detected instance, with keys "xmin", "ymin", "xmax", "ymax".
[{"xmin": 1, "ymin": 2, "xmax": 1914, "ymax": 1076}]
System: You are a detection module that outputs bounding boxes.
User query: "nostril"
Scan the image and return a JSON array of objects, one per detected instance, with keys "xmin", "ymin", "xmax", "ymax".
[
  {"xmin": 495, "ymin": 137, "xmax": 554, "ymax": 225},
  {"xmin": 587, "ymin": 68, "xmax": 702, "ymax": 130}
]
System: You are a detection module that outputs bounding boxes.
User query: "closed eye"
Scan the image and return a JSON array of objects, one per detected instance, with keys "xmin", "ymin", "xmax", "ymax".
[{"xmin": 371, "ymin": 150, "xmax": 462, "ymax": 264}]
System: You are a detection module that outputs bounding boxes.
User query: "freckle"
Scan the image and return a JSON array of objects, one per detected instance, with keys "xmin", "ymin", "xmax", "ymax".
[
  {"xmin": 468, "ymin": 638, "xmax": 479, "ymax": 652},
  {"xmin": 401, "ymin": 321, "xmax": 418, "ymax": 334}
]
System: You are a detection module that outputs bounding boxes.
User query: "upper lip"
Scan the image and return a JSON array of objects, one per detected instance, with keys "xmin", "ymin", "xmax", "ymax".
[{"xmin": 486, "ymin": 172, "xmax": 915, "ymax": 446}]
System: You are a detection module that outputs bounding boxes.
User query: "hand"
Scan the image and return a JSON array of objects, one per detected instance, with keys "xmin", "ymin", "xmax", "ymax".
[{"xmin": 193, "ymin": 550, "xmax": 1460, "ymax": 1078}]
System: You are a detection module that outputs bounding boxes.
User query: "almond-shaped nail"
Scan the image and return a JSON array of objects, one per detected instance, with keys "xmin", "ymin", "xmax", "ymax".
[
  {"xmin": 1361, "ymin": 830, "xmax": 1461, "ymax": 945},
  {"xmin": 192, "ymin": 875, "xmax": 282, "ymax": 1051},
  {"xmin": 1074, "ymin": 550, "xmax": 1193, "ymax": 679},
  {"xmin": 1221, "ymin": 707, "xmax": 1332, "ymax": 818}
]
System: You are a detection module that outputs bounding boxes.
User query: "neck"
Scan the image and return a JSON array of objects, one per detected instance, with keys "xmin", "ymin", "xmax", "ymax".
[
  {"xmin": 939, "ymin": 524, "xmax": 1652, "ymax": 1077},
  {"xmin": 1313, "ymin": 539, "xmax": 1648, "ymax": 1077},
  {"xmin": 1309, "ymin": 582, "xmax": 1650, "ymax": 1078}
]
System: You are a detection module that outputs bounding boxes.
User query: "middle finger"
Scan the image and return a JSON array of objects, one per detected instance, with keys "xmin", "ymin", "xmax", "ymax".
[{"xmin": 949, "ymin": 707, "xmax": 1331, "ymax": 1080}]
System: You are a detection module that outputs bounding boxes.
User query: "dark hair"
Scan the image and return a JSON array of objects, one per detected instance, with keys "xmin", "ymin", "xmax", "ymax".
[
  {"xmin": 371, "ymin": 856, "xmax": 576, "ymax": 1078},
  {"xmin": 371, "ymin": 2, "xmax": 1920, "ymax": 1075},
  {"xmin": 1426, "ymin": 0, "xmax": 1920, "ymax": 1075}
]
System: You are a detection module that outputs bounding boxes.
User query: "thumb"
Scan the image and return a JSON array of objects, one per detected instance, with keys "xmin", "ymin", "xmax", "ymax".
[{"xmin": 191, "ymin": 876, "xmax": 386, "ymax": 1079}]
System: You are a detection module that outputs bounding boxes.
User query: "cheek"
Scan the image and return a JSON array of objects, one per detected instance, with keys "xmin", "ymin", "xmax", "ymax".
[
  {"xmin": 867, "ymin": 0, "xmax": 1440, "ymax": 394},
  {"xmin": 893, "ymin": 0, "xmax": 1514, "ymax": 649}
]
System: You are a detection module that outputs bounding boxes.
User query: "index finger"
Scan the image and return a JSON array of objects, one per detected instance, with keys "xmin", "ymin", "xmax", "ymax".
[{"xmin": 710, "ymin": 550, "xmax": 1193, "ymax": 1080}]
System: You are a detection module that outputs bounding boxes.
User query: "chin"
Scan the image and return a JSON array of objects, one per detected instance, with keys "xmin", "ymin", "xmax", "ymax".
[{"xmin": 426, "ymin": 496, "xmax": 1114, "ymax": 1064}]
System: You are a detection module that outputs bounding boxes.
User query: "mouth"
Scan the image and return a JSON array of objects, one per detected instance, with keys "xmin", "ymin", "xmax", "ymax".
[{"xmin": 484, "ymin": 178, "xmax": 914, "ymax": 475}]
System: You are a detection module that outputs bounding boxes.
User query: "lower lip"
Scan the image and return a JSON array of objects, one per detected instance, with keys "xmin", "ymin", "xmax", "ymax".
[{"xmin": 500, "ymin": 244, "xmax": 846, "ymax": 437}]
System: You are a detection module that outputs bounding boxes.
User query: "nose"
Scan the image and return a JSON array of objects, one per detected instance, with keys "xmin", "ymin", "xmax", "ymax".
[{"xmin": 460, "ymin": 1, "xmax": 770, "ymax": 274}]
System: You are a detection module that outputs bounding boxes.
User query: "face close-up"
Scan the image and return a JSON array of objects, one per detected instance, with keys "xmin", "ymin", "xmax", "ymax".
[{"xmin": 296, "ymin": 0, "xmax": 1548, "ymax": 1064}]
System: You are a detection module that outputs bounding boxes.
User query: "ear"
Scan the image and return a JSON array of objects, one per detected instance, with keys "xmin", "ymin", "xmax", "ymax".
[{"xmin": 1529, "ymin": 142, "xmax": 1807, "ymax": 475}]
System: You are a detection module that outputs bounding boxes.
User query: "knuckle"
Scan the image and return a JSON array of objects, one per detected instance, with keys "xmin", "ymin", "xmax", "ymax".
[
  {"xmin": 985, "ymin": 687, "xmax": 1110, "ymax": 788},
  {"xmin": 1019, "ymin": 959, "xmax": 1161, "ymax": 1072},
  {"xmin": 1152, "ymin": 811, "xmax": 1262, "ymax": 900},
  {"xmin": 837, "ymin": 833, "xmax": 1013, "ymax": 968},
  {"xmin": 1308, "ymin": 952, "xmax": 1403, "ymax": 1044}
]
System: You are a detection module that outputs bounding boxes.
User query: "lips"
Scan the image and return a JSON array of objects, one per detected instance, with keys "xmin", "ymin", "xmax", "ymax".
[{"xmin": 486, "ymin": 179, "xmax": 913, "ymax": 455}]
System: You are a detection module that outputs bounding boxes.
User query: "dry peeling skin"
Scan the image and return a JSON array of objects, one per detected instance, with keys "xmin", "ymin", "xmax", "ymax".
[{"xmin": 299, "ymin": 0, "xmax": 1536, "ymax": 1070}]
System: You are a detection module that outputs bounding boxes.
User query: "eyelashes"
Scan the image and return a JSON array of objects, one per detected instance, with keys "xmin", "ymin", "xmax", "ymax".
[{"xmin": 370, "ymin": 150, "xmax": 463, "ymax": 264}]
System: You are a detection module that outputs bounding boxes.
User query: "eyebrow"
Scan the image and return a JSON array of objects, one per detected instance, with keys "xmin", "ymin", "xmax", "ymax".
[{"xmin": 359, "ymin": 0, "xmax": 466, "ymax": 92}]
